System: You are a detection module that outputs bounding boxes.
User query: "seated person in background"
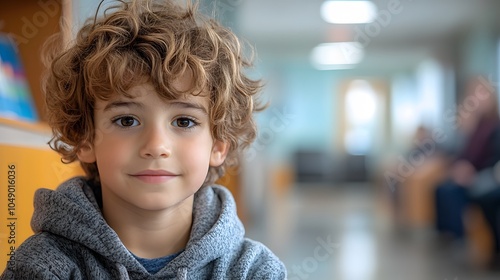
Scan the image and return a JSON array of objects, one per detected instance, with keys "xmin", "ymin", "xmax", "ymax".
[
  {"xmin": 435, "ymin": 77, "xmax": 500, "ymax": 242},
  {"xmin": 0, "ymin": 0, "xmax": 286, "ymax": 279},
  {"xmin": 470, "ymin": 161, "xmax": 500, "ymax": 268}
]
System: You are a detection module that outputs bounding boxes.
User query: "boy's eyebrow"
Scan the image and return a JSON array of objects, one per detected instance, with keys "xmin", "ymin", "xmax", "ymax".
[
  {"xmin": 103, "ymin": 101, "xmax": 143, "ymax": 111},
  {"xmin": 169, "ymin": 101, "xmax": 208, "ymax": 114}
]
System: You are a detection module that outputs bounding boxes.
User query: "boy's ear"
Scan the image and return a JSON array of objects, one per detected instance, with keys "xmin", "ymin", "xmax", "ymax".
[
  {"xmin": 77, "ymin": 143, "xmax": 96, "ymax": 163},
  {"xmin": 209, "ymin": 140, "xmax": 229, "ymax": 167}
]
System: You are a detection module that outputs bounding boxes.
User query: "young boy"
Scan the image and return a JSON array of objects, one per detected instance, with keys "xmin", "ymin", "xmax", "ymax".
[{"xmin": 1, "ymin": 0, "xmax": 286, "ymax": 279}]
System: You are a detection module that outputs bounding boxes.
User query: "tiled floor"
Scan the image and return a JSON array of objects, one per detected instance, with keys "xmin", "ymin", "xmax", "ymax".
[{"xmin": 246, "ymin": 182, "xmax": 500, "ymax": 280}]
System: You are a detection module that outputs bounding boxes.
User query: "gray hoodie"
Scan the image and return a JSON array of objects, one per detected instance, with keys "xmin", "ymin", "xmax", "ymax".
[{"xmin": 1, "ymin": 177, "xmax": 286, "ymax": 279}]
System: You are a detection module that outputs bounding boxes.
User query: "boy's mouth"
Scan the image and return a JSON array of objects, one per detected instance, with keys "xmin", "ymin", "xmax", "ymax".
[{"xmin": 130, "ymin": 170, "xmax": 178, "ymax": 184}]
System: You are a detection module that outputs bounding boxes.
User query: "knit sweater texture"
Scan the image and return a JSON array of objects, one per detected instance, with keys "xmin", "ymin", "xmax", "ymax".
[{"xmin": 0, "ymin": 177, "xmax": 286, "ymax": 279}]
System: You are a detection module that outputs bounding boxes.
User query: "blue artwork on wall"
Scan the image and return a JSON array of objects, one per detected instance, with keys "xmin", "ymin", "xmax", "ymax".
[{"xmin": 0, "ymin": 34, "xmax": 38, "ymax": 122}]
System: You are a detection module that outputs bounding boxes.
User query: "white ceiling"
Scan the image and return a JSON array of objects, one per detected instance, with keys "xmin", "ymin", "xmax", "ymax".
[{"xmin": 235, "ymin": 0, "xmax": 500, "ymax": 70}]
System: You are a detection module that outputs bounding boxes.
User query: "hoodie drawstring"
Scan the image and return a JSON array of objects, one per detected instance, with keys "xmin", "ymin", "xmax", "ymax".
[
  {"xmin": 117, "ymin": 264, "xmax": 130, "ymax": 279},
  {"xmin": 176, "ymin": 267, "xmax": 188, "ymax": 280}
]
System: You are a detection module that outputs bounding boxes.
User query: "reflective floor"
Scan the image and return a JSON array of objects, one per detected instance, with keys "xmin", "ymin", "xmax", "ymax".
[{"xmin": 246, "ymin": 183, "xmax": 500, "ymax": 280}]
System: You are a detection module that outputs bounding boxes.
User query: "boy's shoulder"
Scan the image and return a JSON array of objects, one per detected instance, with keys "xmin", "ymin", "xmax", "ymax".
[
  {"xmin": 3, "ymin": 231, "xmax": 130, "ymax": 279},
  {"xmin": 3, "ymin": 232, "xmax": 79, "ymax": 278},
  {"xmin": 190, "ymin": 185, "xmax": 287, "ymax": 279},
  {"xmin": 230, "ymin": 237, "xmax": 287, "ymax": 279}
]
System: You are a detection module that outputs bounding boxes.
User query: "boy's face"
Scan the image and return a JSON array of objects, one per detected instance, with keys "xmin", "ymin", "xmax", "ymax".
[{"xmin": 77, "ymin": 80, "xmax": 228, "ymax": 212}]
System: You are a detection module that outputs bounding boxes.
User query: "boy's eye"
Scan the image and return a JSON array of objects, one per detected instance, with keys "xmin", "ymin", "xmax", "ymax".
[
  {"xmin": 172, "ymin": 117, "xmax": 197, "ymax": 128},
  {"xmin": 114, "ymin": 116, "xmax": 140, "ymax": 127}
]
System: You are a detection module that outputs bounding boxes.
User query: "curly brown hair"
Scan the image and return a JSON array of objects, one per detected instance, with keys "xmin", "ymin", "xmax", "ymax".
[{"xmin": 43, "ymin": 0, "xmax": 263, "ymax": 186}]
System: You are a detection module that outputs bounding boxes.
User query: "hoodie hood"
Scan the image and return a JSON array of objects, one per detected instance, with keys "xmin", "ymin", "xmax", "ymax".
[{"xmin": 30, "ymin": 177, "xmax": 246, "ymax": 278}]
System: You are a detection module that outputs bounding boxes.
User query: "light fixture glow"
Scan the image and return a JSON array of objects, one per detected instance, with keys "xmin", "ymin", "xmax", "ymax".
[
  {"xmin": 310, "ymin": 42, "xmax": 364, "ymax": 70},
  {"xmin": 321, "ymin": 1, "xmax": 377, "ymax": 24}
]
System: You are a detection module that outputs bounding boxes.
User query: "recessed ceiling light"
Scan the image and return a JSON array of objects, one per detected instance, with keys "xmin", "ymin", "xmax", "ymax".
[
  {"xmin": 321, "ymin": 1, "xmax": 377, "ymax": 24},
  {"xmin": 310, "ymin": 42, "xmax": 364, "ymax": 70}
]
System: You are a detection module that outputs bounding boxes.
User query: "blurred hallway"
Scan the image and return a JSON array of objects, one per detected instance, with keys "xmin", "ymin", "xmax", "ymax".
[{"xmin": 246, "ymin": 183, "xmax": 500, "ymax": 280}]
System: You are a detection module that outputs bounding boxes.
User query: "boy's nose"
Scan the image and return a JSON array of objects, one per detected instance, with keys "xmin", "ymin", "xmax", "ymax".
[{"xmin": 139, "ymin": 126, "xmax": 172, "ymax": 159}]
